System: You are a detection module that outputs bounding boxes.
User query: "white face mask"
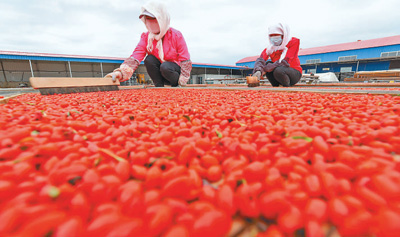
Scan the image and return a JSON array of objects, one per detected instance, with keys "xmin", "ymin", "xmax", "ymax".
[
  {"xmin": 270, "ymin": 36, "xmax": 283, "ymax": 46},
  {"xmin": 146, "ymin": 19, "xmax": 160, "ymax": 34}
]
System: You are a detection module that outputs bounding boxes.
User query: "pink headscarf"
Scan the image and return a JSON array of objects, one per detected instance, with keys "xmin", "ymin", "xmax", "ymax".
[{"xmin": 266, "ymin": 23, "xmax": 292, "ymax": 62}]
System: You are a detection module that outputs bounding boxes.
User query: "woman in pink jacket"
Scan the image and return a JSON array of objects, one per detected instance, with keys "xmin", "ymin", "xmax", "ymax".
[{"xmin": 107, "ymin": 2, "xmax": 192, "ymax": 87}]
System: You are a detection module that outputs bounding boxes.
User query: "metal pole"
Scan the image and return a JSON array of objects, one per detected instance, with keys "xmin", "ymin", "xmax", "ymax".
[
  {"xmin": 0, "ymin": 60, "xmax": 8, "ymax": 82},
  {"xmin": 205, "ymin": 67, "xmax": 207, "ymax": 84},
  {"xmin": 29, "ymin": 60, "xmax": 34, "ymax": 77},
  {"xmin": 100, "ymin": 62, "xmax": 104, "ymax": 77},
  {"xmin": 68, "ymin": 61, "xmax": 72, "ymax": 78},
  {"xmin": 356, "ymin": 61, "xmax": 359, "ymax": 72}
]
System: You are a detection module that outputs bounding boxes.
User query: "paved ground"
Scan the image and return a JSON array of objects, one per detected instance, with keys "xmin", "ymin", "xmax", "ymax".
[
  {"xmin": 0, "ymin": 88, "xmax": 36, "ymax": 97},
  {"xmin": 1, "ymin": 84, "xmax": 400, "ymax": 101},
  {"xmin": 121, "ymin": 85, "xmax": 400, "ymax": 95}
]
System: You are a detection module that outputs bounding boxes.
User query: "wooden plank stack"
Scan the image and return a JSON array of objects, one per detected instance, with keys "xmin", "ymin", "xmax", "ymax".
[{"xmin": 344, "ymin": 71, "xmax": 400, "ymax": 82}]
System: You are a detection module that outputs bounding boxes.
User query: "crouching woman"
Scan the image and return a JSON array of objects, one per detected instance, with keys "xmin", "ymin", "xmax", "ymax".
[
  {"xmin": 253, "ymin": 23, "xmax": 302, "ymax": 87},
  {"xmin": 107, "ymin": 1, "xmax": 192, "ymax": 87}
]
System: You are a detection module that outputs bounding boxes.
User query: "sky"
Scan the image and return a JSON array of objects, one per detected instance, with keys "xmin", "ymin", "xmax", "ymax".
[{"xmin": 1, "ymin": 0, "xmax": 400, "ymax": 65}]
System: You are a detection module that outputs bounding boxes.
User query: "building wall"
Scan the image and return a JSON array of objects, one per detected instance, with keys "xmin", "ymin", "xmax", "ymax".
[
  {"xmin": 0, "ymin": 59, "xmax": 121, "ymax": 87},
  {"xmin": 390, "ymin": 60, "xmax": 400, "ymax": 69},
  {"xmin": 0, "ymin": 57, "xmax": 247, "ymax": 87},
  {"xmin": 301, "ymin": 61, "xmax": 392, "ymax": 74}
]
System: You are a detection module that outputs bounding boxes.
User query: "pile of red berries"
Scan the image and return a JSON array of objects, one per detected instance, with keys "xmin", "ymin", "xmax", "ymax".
[{"xmin": 1, "ymin": 89, "xmax": 400, "ymax": 236}]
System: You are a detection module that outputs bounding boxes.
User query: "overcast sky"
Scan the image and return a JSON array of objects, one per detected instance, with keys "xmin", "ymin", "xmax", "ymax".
[{"xmin": 1, "ymin": 0, "xmax": 399, "ymax": 65}]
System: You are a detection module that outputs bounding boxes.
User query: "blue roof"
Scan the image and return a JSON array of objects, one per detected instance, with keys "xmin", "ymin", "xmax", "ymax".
[{"xmin": 0, "ymin": 54, "xmax": 124, "ymax": 64}]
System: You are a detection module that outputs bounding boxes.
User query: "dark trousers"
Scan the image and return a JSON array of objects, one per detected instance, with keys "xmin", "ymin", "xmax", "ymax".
[
  {"xmin": 265, "ymin": 66, "xmax": 302, "ymax": 87},
  {"xmin": 144, "ymin": 55, "xmax": 181, "ymax": 87}
]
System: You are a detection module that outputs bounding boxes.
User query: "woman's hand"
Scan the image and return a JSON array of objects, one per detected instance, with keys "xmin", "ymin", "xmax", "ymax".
[
  {"xmin": 263, "ymin": 61, "xmax": 280, "ymax": 72},
  {"xmin": 106, "ymin": 58, "xmax": 139, "ymax": 82},
  {"xmin": 281, "ymin": 60, "xmax": 290, "ymax": 67},
  {"xmin": 178, "ymin": 60, "xmax": 192, "ymax": 86},
  {"xmin": 178, "ymin": 75, "xmax": 187, "ymax": 86},
  {"xmin": 253, "ymin": 58, "xmax": 266, "ymax": 74},
  {"xmin": 253, "ymin": 71, "xmax": 262, "ymax": 79},
  {"xmin": 105, "ymin": 71, "xmax": 123, "ymax": 82}
]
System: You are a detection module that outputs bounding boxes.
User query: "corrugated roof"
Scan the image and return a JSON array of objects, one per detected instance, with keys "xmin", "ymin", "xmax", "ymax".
[
  {"xmin": 192, "ymin": 62, "xmax": 249, "ymax": 69},
  {"xmin": 236, "ymin": 35, "xmax": 400, "ymax": 64},
  {"xmin": 299, "ymin": 35, "xmax": 400, "ymax": 56},
  {"xmin": 0, "ymin": 50, "xmax": 248, "ymax": 70},
  {"xmin": 236, "ymin": 56, "xmax": 259, "ymax": 64}
]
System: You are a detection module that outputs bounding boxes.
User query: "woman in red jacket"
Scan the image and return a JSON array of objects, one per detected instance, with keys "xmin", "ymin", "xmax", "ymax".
[{"xmin": 253, "ymin": 23, "xmax": 302, "ymax": 87}]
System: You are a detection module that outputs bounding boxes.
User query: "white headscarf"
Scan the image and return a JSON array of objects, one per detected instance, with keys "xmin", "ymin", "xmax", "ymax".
[
  {"xmin": 140, "ymin": 1, "xmax": 170, "ymax": 62},
  {"xmin": 266, "ymin": 23, "xmax": 292, "ymax": 62}
]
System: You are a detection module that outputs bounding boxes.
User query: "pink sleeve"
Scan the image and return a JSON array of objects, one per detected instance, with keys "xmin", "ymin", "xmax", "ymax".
[
  {"xmin": 130, "ymin": 33, "xmax": 148, "ymax": 62},
  {"xmin": 175, "ymin": 32, "xmax": 190, "ymax": 62}
]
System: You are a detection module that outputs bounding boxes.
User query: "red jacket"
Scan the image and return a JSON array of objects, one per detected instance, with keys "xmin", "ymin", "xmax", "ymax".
[{"xmin": 260, "ymin": 37, "xmax": 302, "ymax": 73}]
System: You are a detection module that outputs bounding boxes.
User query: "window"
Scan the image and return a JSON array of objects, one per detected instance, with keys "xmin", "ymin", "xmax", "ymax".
[
  {"xmin": 306, "ymin": 59, "xmax": 321, "ymax": 64},
  {"xmin": 338, "ymin": 55, "xmax": 357, "ymax": 61},
  {"xmin": 381, "ymin": 51, "xmax": 400, "ymax": 58},
  {"xmin": 308, "ymin": 69, "xmax": 316, "ymax": 74},
  {"xmin": 340, "ymin": 67, "xmax": 353, "ymax": 72}
]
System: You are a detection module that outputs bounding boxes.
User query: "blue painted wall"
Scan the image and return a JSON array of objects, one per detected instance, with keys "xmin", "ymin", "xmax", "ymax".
[{"xmin": 301, "ymin": 61, "xmax": 391, "ymax": 73}]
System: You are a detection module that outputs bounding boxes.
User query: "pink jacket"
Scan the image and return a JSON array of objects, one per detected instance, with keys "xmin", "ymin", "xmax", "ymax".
[{"xmin": 131, "ymin": 27, "xmax": 190, "ymax": 65}]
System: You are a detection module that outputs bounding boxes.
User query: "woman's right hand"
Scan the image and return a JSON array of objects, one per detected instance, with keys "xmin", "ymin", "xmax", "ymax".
[
  {"xmin": 106, "ymin": 58, "xmax": 138, "ymax": 82},
  {"xmin": 253, "ymin": 71, "xmax": 262, "ymax": 79},
  {"xmin": 105, "ymin": 71, "xmax": 123, "ymax": 82},
  {"xmin": 253, "ymin": 58, "xmax": 266, "ymax": 74}
]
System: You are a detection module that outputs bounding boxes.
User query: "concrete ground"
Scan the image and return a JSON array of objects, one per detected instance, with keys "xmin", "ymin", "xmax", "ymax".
[
  {"xmin": 1, "ymin": 83, "xmax": 400, "ymax": 103},
  {"xmin": 0, "ymin": 88, "xmax": 36, "ymax": 97}
]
